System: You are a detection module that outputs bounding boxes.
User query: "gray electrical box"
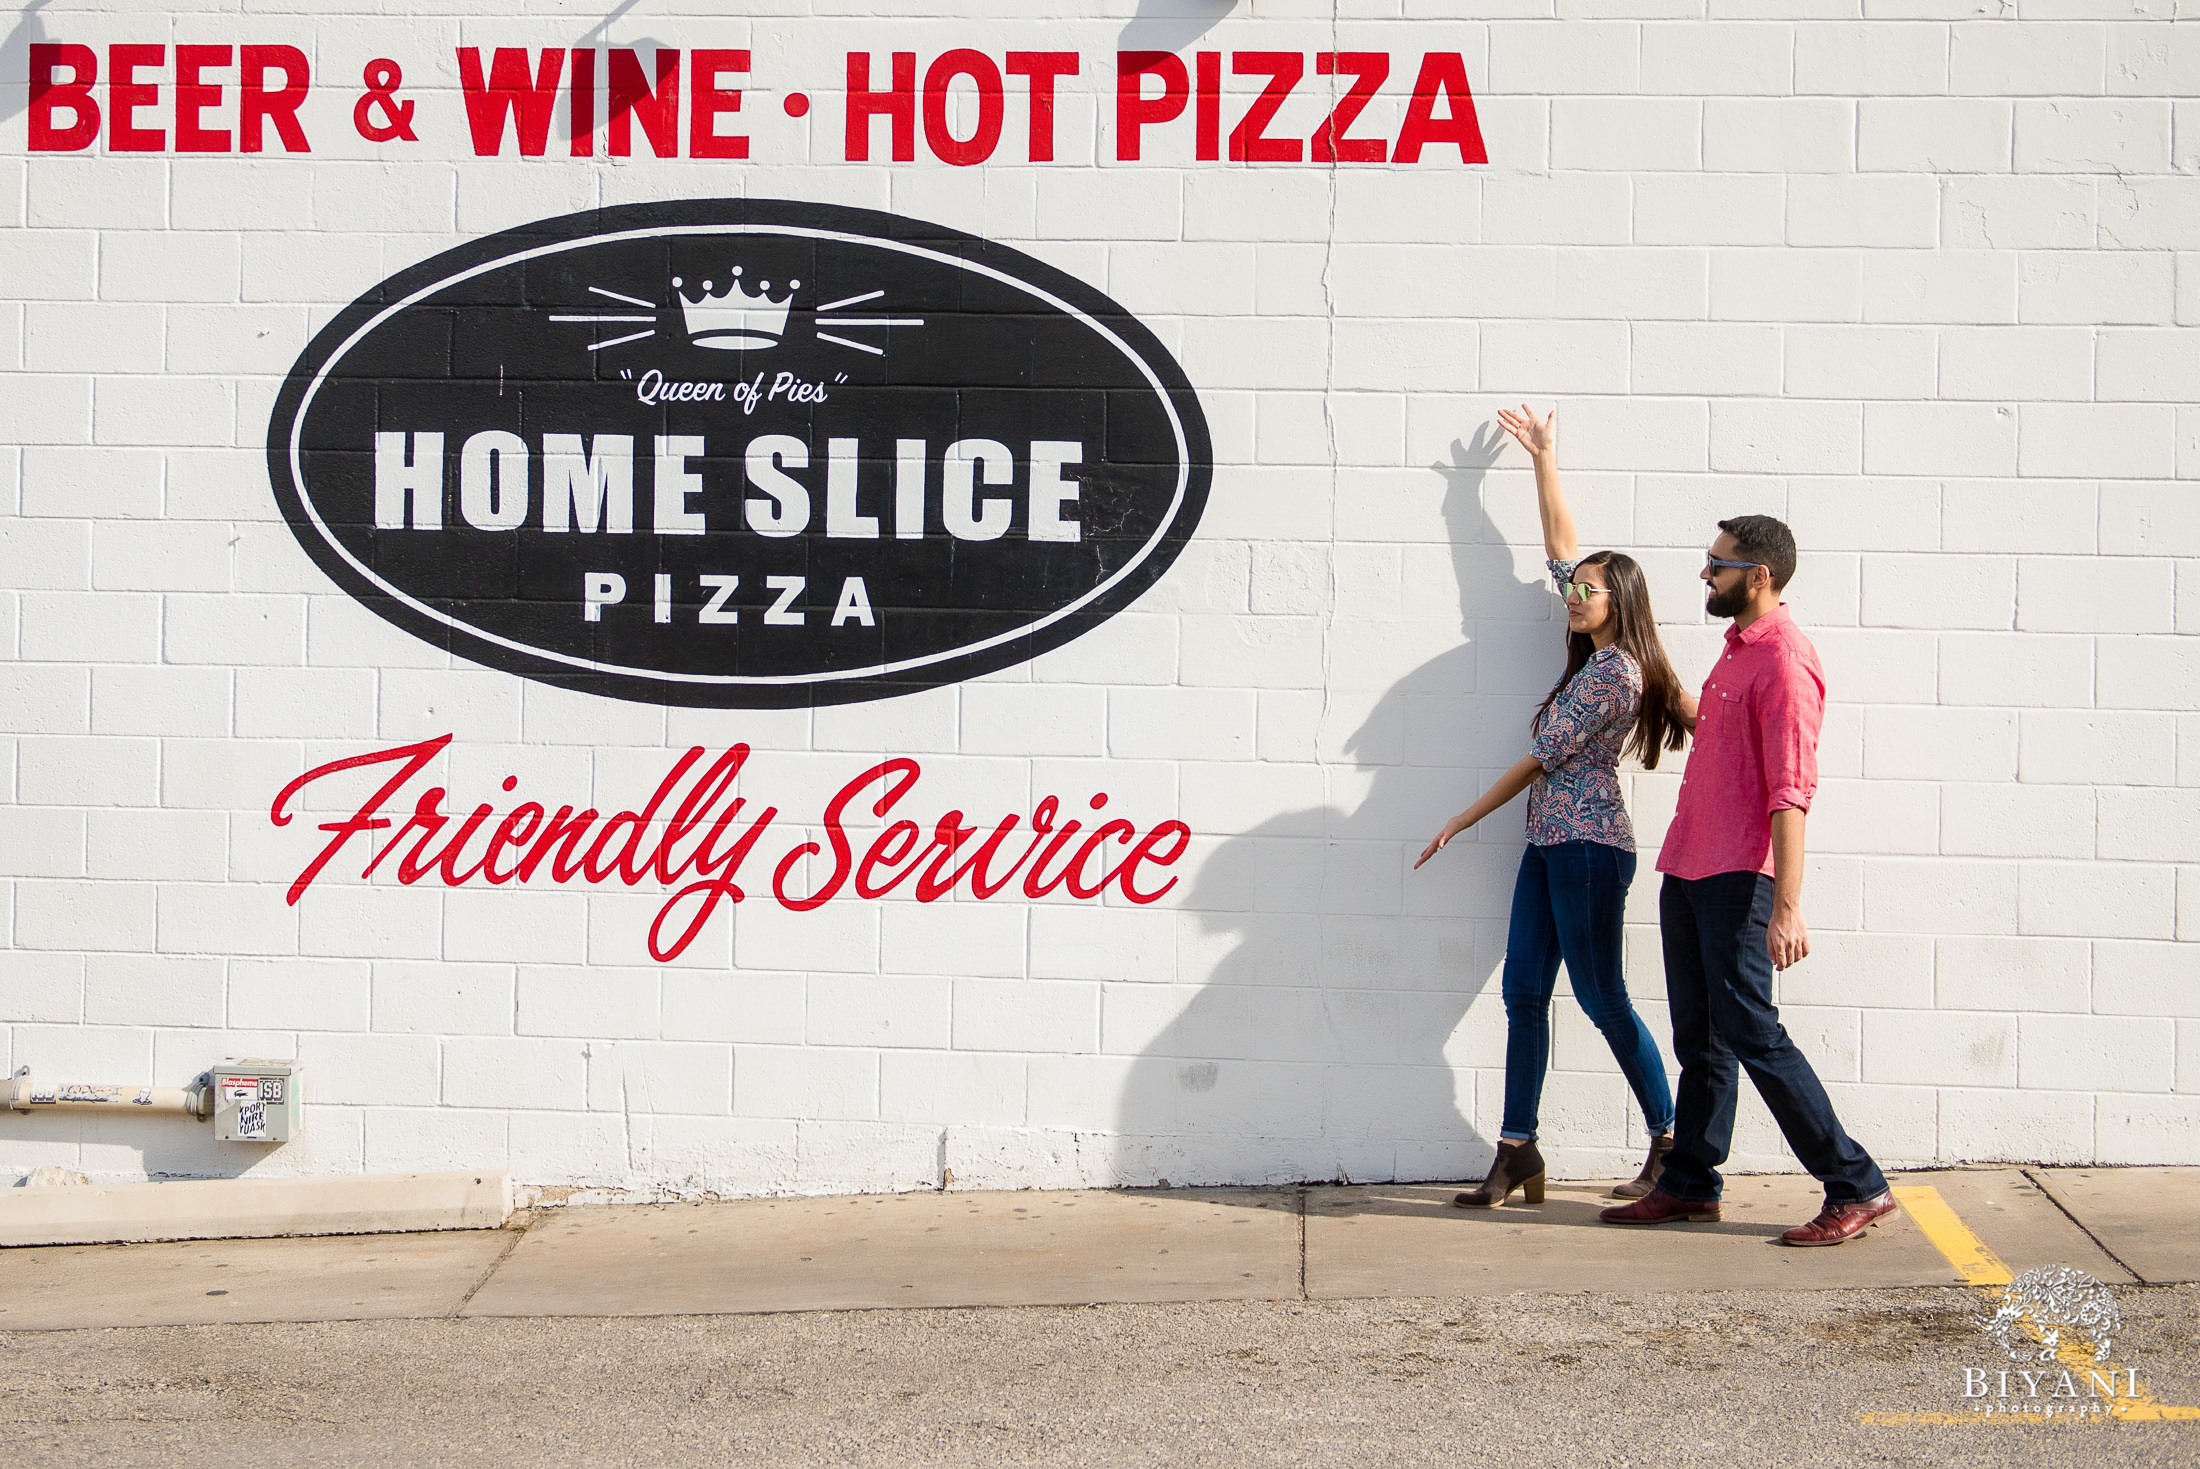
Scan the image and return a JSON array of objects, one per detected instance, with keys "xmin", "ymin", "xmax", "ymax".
[{"xmin": 210, "ymin": 1058, "xmax": 304, "ymax": 1143}]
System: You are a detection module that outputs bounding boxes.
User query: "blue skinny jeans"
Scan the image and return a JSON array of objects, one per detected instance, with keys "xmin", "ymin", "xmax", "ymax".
[{"xmin": 1499, "ymin": 840, "xmax": 1676, "ymax": 1143}]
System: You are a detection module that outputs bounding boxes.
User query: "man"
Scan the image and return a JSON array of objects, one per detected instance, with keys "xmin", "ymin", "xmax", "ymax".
[{"xmin": 1600, "ymin": 515, "xmax": 1896, "ymax": 1246}]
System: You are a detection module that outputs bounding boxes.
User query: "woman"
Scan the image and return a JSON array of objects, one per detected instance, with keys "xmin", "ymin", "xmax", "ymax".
[{"xmin": 1416, "ymin": 405, "xmax": 1690, "ymax": 1208}]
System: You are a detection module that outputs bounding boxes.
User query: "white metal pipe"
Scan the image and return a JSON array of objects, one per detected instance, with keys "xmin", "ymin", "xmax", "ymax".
[{"xmin": 4, "ymin": 1070, "xmax": 211, "ymax": 1120}]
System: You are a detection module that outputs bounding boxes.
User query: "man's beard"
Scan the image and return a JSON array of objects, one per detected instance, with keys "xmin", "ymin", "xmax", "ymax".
[{"xmin": 1705, "ymin": 579, "xmax": 1752, "ymax": 619}]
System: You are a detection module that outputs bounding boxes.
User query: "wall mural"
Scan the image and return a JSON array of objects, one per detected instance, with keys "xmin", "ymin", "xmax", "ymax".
[
  {"xmin": 15, "ymin": 9, "xmax": 2186, "ymax": 1198},
  {"xmin": 267, "ymin": 198, "xmax": 1214, "ymax": 707}
]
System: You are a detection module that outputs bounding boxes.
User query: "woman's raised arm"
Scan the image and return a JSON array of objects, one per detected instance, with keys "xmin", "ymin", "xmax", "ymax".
[{"xmin": 1495, "ymin": 404, "xmax": 1576, "ymax": 564}]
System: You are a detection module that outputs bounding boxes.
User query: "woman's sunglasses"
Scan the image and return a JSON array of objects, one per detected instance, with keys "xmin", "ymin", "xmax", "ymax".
[{"xmin": 1562, "ymin": 581, "xmax": 1609, "ymax": 603}]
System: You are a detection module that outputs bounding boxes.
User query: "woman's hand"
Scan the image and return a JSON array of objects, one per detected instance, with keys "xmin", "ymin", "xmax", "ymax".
[
  {"xmin": 1417, "ymin": 758, "xmax": 1544, "ymax": 870},
  {"xmin": 1415, "ymin": 815, "xmax": 1470, "ymax": 869},
  {"xmin": 1499, "ymin": 405, "xmax": 1573, "ymax": 559},
  {"xmin": 1496, "ymin": 404, "xmax": 1556, "ymax": 460}
]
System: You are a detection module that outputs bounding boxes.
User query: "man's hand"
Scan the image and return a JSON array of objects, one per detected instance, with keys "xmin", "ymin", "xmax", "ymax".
[
  {"xmin": 1766, "ymin": 807, "xmax": 1810, "ymax": 969},
  {"xmin": 1768, "ymin": 903, "xmax": 1809, "ymax": 970}
]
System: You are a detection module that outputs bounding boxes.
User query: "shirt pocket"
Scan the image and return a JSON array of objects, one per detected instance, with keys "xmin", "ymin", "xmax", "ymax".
[{"xmin": 1700, "ymin": 686, "xmax": 1741, "ymax": 742}]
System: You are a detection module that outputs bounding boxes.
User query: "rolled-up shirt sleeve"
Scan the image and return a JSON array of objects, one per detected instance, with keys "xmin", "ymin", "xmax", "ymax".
[
  {"xmin": 1754, "ymin": 648, "xmax": 1825, "ymax": 813},
  {"xmin": 1529, "ymin": 652, "xmax": 1630, "ymax": 774}
]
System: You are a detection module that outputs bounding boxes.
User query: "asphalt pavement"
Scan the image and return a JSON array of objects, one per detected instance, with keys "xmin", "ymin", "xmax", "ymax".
[{"xmin": 3, "ymin": 1166, "xmax": 2196, "ymax": 1465}]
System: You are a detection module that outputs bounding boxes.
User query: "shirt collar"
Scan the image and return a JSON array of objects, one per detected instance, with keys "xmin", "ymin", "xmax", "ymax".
[{"xmin": 1726, "ymin": 602, "xmax": 1792, "ymax": 648}]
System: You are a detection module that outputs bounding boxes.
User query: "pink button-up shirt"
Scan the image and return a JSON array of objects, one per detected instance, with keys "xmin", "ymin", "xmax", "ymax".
[{"xmin": 1656, "ymin": 603, "xmax": 1824, "ymax": 882}]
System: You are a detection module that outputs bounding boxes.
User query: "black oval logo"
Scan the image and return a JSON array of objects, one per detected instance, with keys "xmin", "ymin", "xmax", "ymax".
[{"xmin": 267, "ymin": 199, "xmax": 1212, "ymax": 707}]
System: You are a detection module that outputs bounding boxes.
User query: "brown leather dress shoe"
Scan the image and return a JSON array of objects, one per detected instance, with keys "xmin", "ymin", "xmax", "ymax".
[
  {"xmin": 1599, "ymin": 1189, "xmax": 1721, "ymax": 1225},
  {"xmin": 1779, "ymin": 1190, "xmax": 1898, "ymax": 1247}
]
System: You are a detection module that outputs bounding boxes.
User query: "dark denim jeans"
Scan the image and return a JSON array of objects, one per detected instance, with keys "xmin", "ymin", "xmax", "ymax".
[
  {"xmin": 1499, "ymin": 840, "xmax": 1675, "ymax": 1142},
  {"xmin": 1657, "ymin": 871, "xmax": 1888, "ymax": 1204}
]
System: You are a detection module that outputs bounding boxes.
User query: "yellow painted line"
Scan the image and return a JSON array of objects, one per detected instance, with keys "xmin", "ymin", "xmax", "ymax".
[
  {"xmin": 1892, "ymin": 1185, "xmax": 2012, "ymax": 1288},
  {"xmin": 1861, "ymin": 1185, "xmax": 2200, "ymax": 1426},
  {"xmin": 2118, "ymin": 1402, "xmax": 2200, "ymax": 1422}
]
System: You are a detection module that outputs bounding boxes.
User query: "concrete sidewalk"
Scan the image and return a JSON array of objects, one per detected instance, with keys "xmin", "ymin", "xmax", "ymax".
[{"xmin": 1, "ymin": 1167, "xmax": 2192, "ymax": 1333}]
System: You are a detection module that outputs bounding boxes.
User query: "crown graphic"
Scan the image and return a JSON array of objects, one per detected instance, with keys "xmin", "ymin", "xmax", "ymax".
[{"xmin": 672, "ymin": 266, "xmax": 799, "ymax": 351}]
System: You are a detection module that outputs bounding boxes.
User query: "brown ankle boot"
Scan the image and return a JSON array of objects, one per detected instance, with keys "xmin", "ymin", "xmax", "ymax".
[
  {"xmin": 1454, "ymin": 1140, "xmax": 1546, "ymax": 1209},
  {"xmin": 1608, "ymin": 1134, "xmax": 1674, "ymax": 1199}
]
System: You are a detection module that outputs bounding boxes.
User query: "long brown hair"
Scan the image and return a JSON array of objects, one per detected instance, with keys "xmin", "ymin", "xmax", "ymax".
[{"xmin": 1533, "ymin": 551, "xmax": 1688, "ymax": 770}]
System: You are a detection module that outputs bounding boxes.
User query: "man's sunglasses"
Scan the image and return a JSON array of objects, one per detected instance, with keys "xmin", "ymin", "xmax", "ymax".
[{"xmin": 1704, "ymin": 551, "xmax": 1763, "ymax": 575}]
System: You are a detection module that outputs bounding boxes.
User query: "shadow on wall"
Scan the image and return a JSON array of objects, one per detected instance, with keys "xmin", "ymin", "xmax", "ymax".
[
  {"xmin": 563, "ymin": 0, "xmax": 669, "ymax": 153},
  {"xmin": 1, "ymin": 1, "xmax": 53, "ymax": 125},
  {"xmin": 0, "ymin": 1111, "xmax": 307, "ymax": 1187},
  {"xmin": 1112, "ymin": 424, "xmax": 1566, "ymax": 1188},
  {"xmin": 1118, "ymin": 0, "xmax": 1238, "ymax": 55}
]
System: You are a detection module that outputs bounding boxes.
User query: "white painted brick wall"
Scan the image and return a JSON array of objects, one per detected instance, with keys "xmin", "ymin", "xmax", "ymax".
[{"xmin": 1, "ymin": 4, "xmax": 2195, "ymax": 1199}]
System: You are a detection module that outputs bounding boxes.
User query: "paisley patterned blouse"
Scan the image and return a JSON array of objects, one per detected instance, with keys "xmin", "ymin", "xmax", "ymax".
[{"xmin": 1525, "ymin": 558, "xmax": 1643, "ymax": 851}]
